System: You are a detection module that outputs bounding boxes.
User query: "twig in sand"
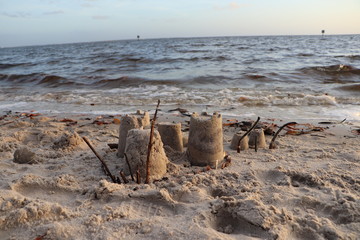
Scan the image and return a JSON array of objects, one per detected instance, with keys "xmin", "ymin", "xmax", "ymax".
[
  {"xmin": 269, "ymin": 122, "xmax": 297, "ymax": 149},
  {"xmin": 124, "ymin": 153, "xmax": 135, "ymax": 182},
  {"xmin": 120, "ymin": 171, "xmax": 129, "ymax": 184},
  {"xmin": 0, "ymin": 121, "xmax": 14, "ymax": 126},
  {"xmin": 82, "ymin": 136, "xmax": 117, "ymax": 183},
  {"xmin": 318, "ymin": 118, "xmax": 346, "ymax": 125},
  {"xmin": 237, "ymin": 117, "xmax": 260, "ymax": 153},
  {"xmin": 254, "ymin": 135, "xmax": 258, "ymax": 152},
  {"xmin": 35, "ymin": 232, "xmax": 48, "ymax": 240},
  {"xmin": 145, "ymin": 99, "xmax": 161, "ymax": 184}
]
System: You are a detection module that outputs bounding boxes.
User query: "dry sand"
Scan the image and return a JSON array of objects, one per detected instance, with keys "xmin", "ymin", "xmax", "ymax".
[{"xmin": 0, "ymin": 111, "xmax": 359, "ymax": 240}]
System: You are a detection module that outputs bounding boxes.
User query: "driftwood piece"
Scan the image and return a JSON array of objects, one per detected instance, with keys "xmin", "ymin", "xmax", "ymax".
[
  {"xmin": 145, "ymin": 100, "xmax": 161, "ymax": 184},
  {"xmin": 82, "ymin": 136, "xmax": 117, "ymax": 183},
  {"xmin": 168, "ymin": 108, "xmax": 191, "ymax": 116},
  {"xmin": 269, "ymin": 122, "xmax": 297, "ymax": 149},
  {"xmin": 237, "ymin": 117, "xmax": 260, "ymax": 153}
]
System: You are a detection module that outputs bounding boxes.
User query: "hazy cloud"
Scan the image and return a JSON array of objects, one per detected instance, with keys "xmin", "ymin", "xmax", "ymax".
[
  {"xmin": 1, "ymin": 12, "xmax": 32, "ymax": 18},
  {"xmin": 92, "ymin": 15, "xmax": 109, "ymax": 20},
  {"xmin": 43, "ymin": 10, "xmax": 64, "ymax": 15},
  {"xmin": 229, "ymin": 2, "xmax": 241, "ymax": 9}
]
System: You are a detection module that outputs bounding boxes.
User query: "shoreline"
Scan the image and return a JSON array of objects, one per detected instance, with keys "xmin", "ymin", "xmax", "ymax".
[
  {"xmin": 1, "ymin": 102, "xmax": 359, "ymax": 122},
  {"xmin": 0, "ymin": 111, "xmax": 359, "ymax": 239}
]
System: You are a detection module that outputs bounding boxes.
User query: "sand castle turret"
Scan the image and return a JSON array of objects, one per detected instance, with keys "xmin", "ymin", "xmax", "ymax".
[
  {"xmin": 117, "ymin": 110, "xmax": 150, "ymax": 158},
  {"xmin": 158, "ymin": 122, "xmax": 183, "ymax": 152},
  {"xmin": 187, "ymin": 112, "xmax": 224, "ymax": 166},
  {"xmin": 124, "ymin": 129, "xmax": 168, "ymax": 181},
  {"xmin": 248, "ymin": 129, "xmax": 266, "ymax": 149},
  {"xmin": 230, "ymin": 133, "xmax": 249, "ymax": 151}
]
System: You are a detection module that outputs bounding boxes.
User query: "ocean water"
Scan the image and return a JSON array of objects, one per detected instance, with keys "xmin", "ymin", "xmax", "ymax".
[{"xmin": 1, "ymin": 35, "xmax": 359, "ymax": 120}]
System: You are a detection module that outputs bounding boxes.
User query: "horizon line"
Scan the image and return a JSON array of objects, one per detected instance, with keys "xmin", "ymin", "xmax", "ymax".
[{"xmin": 2, "ymin": 33, "xmax": 360, "ymax": 49}]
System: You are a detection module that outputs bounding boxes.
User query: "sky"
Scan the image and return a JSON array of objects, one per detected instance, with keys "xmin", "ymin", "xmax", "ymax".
[{"xmin": 0, "ymin": 0, "xmax": 359, "ymax": 47}]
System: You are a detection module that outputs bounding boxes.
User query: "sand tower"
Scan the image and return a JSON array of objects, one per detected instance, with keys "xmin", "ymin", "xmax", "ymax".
[
  {"xmin": 158, "ymin": 122, "xmax": 183, "ymax": 152},
  {"xmin": 117, "ymin": 111, "xmax": 150, "ymax": 158},
  {"xmin": 248, "ymin": 129, "xmax": 266, "ymax": 149},
  {"xmin": 230, "ymin": 133, "xmax": 249, "ymax": 151},
  {"xmin": 124, "ymin": 129, "xmax": 168, "ymax": 181},
  {"xmin": 187, "ymin": 113, "xmax": 224, "ymax": 166}
]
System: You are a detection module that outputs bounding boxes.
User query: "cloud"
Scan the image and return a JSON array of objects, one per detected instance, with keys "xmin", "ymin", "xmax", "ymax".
[
  {"xmin": 1, "ymin": 12, "xmax": 31, "ymax": 18},
  {"xmin": 228, "ymin": 2, "xmax": 241, "ymax": 9},
  {"xmin": 92, "ymin": 15, "xmax": 109, "ymax": 20},
  {"xmin": 43, "ymin": 10, "xmax": 64, "ymax": 15},
  {"xmin": 214, "ymin": 2, "xmax": 246, "ymax": 10},
  {"xmin": 1, "ymin": 10, "xmax": 64, "ymax": 18}
]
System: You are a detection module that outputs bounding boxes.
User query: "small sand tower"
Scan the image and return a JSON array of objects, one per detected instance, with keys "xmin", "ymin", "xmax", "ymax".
[
  {"xmin": 187, "ymin": 112, "xmax": 224, "ymax": 166},
  {"xmin": 248, "ymin": 129, "xmax": 266, "ymax": 149},
  {"xmin": 117, "ymin": 110, "xmax": 150, "ymax": 158},
  {"xmin": 124, "ymin": 129, "xmax": 168, "ymax": 181},
  {"xmin": 158, "ymin": 122, "xmax": 183, "ymax": 152},
  {"xmin": 230, "ymin": 133, "xmax": 249, "ymax": 151}
]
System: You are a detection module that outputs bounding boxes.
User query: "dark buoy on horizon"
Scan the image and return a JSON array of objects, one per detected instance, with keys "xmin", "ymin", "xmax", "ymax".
[
  {"xmin": 321, "ymin": 30, "xmax": 325, "ymax": 38},
  {"xmin": 137, "ymin": 35, "xmax": 140, "ymax": 40}
]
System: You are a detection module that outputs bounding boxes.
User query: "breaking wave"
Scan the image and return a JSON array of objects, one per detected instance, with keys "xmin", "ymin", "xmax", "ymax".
[
  {"xmin": 300, "ymin": 64, "xmax": 360, "ymax": 75},
  {"xmin": 0, "ymin": 73, "xmax": 77, "ymax": 87}
]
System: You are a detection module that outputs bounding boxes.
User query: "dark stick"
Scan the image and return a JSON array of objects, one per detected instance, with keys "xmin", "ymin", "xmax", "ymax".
[
  {"xmin": 237, "ymin": 117, "xmax": 260, "ymax": 153},
  {"xmin": 82, "ymin": 136, "xmax": 117, "ymax": 183},
  {"xmin": 145, "ymin": 99, "xmax": 161, "ymax": 184},
  {"xmin": 120, "ymin": 171, "xmax": 129, "ymax": 184},
  {"xmin": 124, "ymin": 153, "xmax": 135, "ymax": 182},
  {"xmin": 254, "ymin": 135, "xmax": 258, "ymax": 152},
  {"xmin": 269, "ymin": 122, "xmax": 297, "ymax": 149},
  {"xmin": 0, "ymin": 121, "xmax": 14, "ymax": 126}
]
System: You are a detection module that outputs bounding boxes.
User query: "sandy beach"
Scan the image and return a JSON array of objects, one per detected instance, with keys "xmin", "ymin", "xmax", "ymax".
[{"xmin": 0, "ymin": 110, "xmax": 359, "ymax": 240}]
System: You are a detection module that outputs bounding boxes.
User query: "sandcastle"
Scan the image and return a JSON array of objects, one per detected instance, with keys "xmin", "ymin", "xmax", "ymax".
[
  {"xmin": 116, "ymin": 108, "xmax": 266, "ymax": 183},
  {"xmin": 230, "ymin": 133, "xmax": 249, "ymax": 151},
  {"xmin": 158, "ymin": 122, "xmax": 183, "ymax": 152},
  {"xmin": 117, "ymin": 110, "xmax": 150, "ymax": 158},
  {"xmin": 124, "ymin": 129, "xmax": 168, "ymax": 181},
  {"xmin": 187, "ymin": 112, "xmax": 224, "ymax": 167},
  {"xmin": 248, "ymin": 129, "xmax": 266, "ymax": 149}
]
